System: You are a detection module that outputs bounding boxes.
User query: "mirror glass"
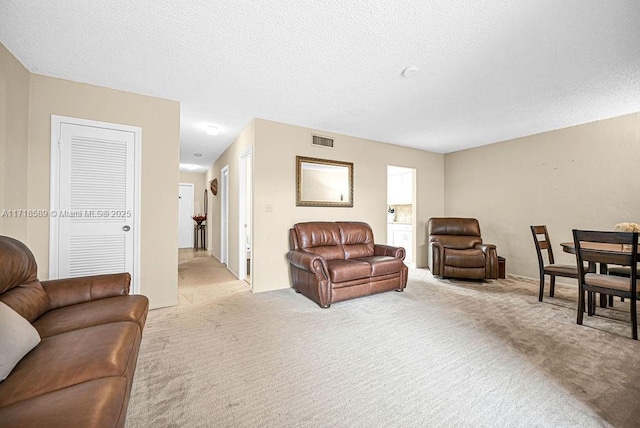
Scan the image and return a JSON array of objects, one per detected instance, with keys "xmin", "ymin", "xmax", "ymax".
[{"xmin": 296, "ymin": 156, "xmax": 353, "ymax": 207}]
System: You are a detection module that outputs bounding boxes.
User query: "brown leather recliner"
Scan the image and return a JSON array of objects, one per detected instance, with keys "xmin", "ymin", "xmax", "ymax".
[
  {"xmin": 428, "ymin": 217, "xmax": 498, "ymax": 280},
  {"xmin": 286, "ymin": 221, "xmax": 408, "ymax": 308}
]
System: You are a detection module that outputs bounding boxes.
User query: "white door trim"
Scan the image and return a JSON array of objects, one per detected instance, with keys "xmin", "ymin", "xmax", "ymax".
[
  {"xmin": 239, "ymin": 147, "xmax": 253, "ymax": 287},
  {"xmin": 220, "ymin": 165, "xmax": 229, "ymax": 265},
  {"xmin": 49, "ymin": 115, "xmax": 141, "ymax": 293}
]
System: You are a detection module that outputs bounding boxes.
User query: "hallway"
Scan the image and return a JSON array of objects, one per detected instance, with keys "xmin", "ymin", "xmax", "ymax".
[{"xmin": 177, "ymin": 248, "xmax": 249, "ymax": 305}]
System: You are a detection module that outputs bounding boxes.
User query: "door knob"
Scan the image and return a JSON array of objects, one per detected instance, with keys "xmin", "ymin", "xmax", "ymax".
[{"xmin": 123, "ymin": 225, "xmax": 131, "ymax": 232}]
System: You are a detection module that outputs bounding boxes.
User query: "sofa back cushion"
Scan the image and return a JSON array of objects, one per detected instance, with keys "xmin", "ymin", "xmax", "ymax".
[
  {"xmin": 293, "ymin": 222, "xmax": 345, "ymax": 260},
  {"xmin": 0, "ymin": 282, "xmax": 51, "ymax": 323},
  {"xmin": 337, "ymin": 222, "xmax": 374, "ymax": 259},
  {"xmin": 0, "ymin": 237, "xmax": 50, "ymax": 322},
  {"xmin": 0, "ymin": 236, "xmax": 39, "ymax": 294},
  {"xmin": 428, "ymin": 218, "xmax": 483, "ymax": 250}
]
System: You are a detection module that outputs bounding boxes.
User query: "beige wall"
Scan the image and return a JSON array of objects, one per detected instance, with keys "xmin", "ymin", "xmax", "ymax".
[
  {"xmin": 0, "ymin": 44, "xmax": 30, "ymax": 241},
  {"xmin": 27, "ymin": 74, "xmax": 181, "ymax": 309},
  {"xmin": 0, "ymin": 43, "xmax": 180, "ymax": 309},
  {"xmin": 444, "ymin": 112, "xmax": 640, "ymax": 282},
  {"xmin": 208, "ymin": 118, "xmax": 445, "ymax": 293},
  {"xmin": 180, "ymin": 171, "xmax": 207, "ymax": 216}
]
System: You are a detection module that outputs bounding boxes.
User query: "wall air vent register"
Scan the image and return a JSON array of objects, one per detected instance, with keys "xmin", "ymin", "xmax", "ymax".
[{"xmin": 311, "ymin": 134, "xmax": 334, "ymax": 149}]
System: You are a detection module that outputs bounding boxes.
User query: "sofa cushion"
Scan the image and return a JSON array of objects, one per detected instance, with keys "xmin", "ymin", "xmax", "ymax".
[
  {"xmin": 42, "ymin": 273, "xmax": 131, "ymax": 310},
  {"xmin": 0, "ymin": 280, "xmax": 51, "ymax": 323},
  {"xmin": 0, "ymin": 302, "xmax": 41, "ymax": 381},
  {"xmin": 443, "ymin": 248, "xmax": 486, "ymax": 268},
  {"xmin": 338, "ymin": 222, "xmax": 375, "ymax": 259},
  {"xmin": 0, "ymin": 236, "xmax": 38, "ymax": 294},
  {"xmin": 0, "ymin": 321, "xmax": 140, "ymax": 407},
  {"xmin": 294, "ymin": 222, "xmax": 345, "ymax": 260},
  {"xmin": 33, "ymin": 295, "xmax": 149, "ymax": 338},
  {"xmin": 0, "ymin": 377, "xmax": 129, "ymax": 428},
  {"xmin": 355, "ymin": 256, "xmax": 404, "ymax": 277},
  {"xmin": 327, "ymin": 259, "xmax": 372, "ymax": 283}
]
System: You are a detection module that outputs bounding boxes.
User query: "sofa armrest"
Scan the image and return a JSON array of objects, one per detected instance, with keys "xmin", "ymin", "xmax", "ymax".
[
  {"xmin": 374, "ymin": 244, "xmax": 405, "ymax": 260},
  {"xmin": 286, "ymin": 250, "xmax": 329, "ymax": 280},
  {"xmin": 41, "ymin": 273, "xmax": 131, "ymax": 310}
]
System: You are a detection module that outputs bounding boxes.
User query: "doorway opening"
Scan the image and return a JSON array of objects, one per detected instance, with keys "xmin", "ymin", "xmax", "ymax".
[
  {"xmin": 386, "ymin": 165, "xmax": 415, "ymax": 266},
  {"xmin": 239, "ymin": 147, "xmax": 253, "ymax": 288}
]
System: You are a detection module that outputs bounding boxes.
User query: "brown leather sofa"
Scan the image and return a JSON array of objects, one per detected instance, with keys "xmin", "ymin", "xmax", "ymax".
[
  {"xmin": 286, "ymin": 221, "xmax": 408, "ymax": 308},
  {"xmin": 428, "ymin": 217, "xmax": 498, "ymax": 280},
  {"xmin": 0, "ymin": 236, "xmax": 148, "ymax": 427}
]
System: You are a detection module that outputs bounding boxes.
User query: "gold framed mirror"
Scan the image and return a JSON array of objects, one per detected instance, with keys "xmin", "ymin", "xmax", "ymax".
[{"xmin": 296, "ymin": 156, "xmax": 353, "ymax": 207}]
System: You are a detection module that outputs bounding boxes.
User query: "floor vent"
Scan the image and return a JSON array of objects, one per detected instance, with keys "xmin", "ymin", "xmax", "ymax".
[{"xmin": 312, "ymin": 135, "xmax": 334, "ymax": 149}]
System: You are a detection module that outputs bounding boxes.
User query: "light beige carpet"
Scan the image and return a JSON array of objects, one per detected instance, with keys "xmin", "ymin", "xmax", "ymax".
[{"xmin": 126, "ymin": 255, "xmax": 640, "ymax": 427}]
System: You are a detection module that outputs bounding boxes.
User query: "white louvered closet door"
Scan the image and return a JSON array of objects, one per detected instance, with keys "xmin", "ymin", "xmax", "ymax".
[{"xmin": 57, "ymin": 123, "xmax": 135, "ymax": 279}]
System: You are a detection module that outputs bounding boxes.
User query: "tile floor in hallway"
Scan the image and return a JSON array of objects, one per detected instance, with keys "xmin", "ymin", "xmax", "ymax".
[
  {"xmin": 178, "ymin": 248, "xmax": 251, "ymax": 285},
  {"xmin": 178, "ymin": 248, "xmax": 211, "ymax": 263}
]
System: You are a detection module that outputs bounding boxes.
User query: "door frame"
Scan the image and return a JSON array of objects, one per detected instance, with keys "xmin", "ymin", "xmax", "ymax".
[
  {"xmin": 386, "ymin": 164, "xmax": 416, "ymax": 267},
  {"xmin": 49, "ymin": 115, "xmax": 141, "ymax": 293},
  {"xmin": 220, "ymin": 165, "xmax": 229, "ymax": 265},
  {"xmin": 178, "ymin": 183, "xmax": 195, "ymax": 248},
  {"xmin": 239, "ymin": 146, "xmax": 253, "ymax": 287}
]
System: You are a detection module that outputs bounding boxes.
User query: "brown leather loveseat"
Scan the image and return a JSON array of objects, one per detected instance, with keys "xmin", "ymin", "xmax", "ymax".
[
  {"xmin": 428, "ymin": 217, "xmax": 498, "ymax": 280},
  {"xmin": 286, "ymin": 221, "xmax": 408, "ymax": 308},
  {"xmin": 0, "ymin": 236, "xmax": 148, "ymax": 427}
]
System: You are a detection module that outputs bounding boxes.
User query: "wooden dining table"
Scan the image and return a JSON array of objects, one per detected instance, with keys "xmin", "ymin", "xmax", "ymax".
[{"xmin": 560, "ymin": 241, "xmax": 639, "ymax": 264}]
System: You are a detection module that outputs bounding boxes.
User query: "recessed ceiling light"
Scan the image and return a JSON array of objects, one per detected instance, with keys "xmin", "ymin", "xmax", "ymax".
[
  {"xmin": 194, "ymin": 153, "xmax": 202, "ymax": 157},
  {"xmin": 180, "ymin": 163, "xmax": 199, "ymax": 171},
  {"xmin": 402, "ymin": 66, "xmax": 419, "ymax": 78},
  {"xmin": 206, "ymin": 126, "xmax": 219, "ymax": 136}
]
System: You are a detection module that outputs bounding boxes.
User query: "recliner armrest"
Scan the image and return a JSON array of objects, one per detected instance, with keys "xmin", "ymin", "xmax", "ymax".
[
  {"xmin": 286, "ymin": 250, "xmax": 329, "ymax": 280},
  {"xmin": 475, "ymin": 243, "xmax": 498, "ymax": 279},
  {"xmin": 430, "ymin": 242, "xmax": 444, "ymax": 276},
  {"xmin": 41, "ymin": 273, "xmax": 131, "ymax": 310},
  {"xmin": 374, "ymin": 244, "xmax": 405, "ymax": 260},
  {"xmin": 474, "ymin": 243, "xmax": 496, "ymax": 254}
]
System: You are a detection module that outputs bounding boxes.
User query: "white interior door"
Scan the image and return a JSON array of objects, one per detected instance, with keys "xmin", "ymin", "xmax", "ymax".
[
  {"xmin": 178, "ymin": 183, "xmax": 194, "ymax": 248},
  {"xmin": 50, "ymin": 116, "xmax": 140, "ymax": 290}
]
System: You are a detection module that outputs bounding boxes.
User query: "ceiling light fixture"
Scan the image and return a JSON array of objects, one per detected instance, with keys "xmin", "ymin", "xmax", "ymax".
[
  {"xmin": 194, "ymin": 153, "xmax": 202, "ymax": 157},
  {"xmin": 206, "ymin": 126, "xmax": 219, "ymax": 136},
  {"xmin": 402, "ymin": 66, "xmax": 419, "ymax": 78}
]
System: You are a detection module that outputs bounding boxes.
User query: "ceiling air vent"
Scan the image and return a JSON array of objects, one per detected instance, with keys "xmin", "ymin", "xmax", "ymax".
[{"xmin": 312, "ymin": 134, "xmax": 334, "ymax": 149}]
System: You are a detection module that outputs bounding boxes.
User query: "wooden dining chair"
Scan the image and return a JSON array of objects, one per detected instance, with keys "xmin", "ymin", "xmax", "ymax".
[
  {"xmin": 573, "ymin": 230, "xmax": 639, "ymax": 340},
  {"xmin": 530, "ymin": 225, "xmax": 580, "ymax": 302}
]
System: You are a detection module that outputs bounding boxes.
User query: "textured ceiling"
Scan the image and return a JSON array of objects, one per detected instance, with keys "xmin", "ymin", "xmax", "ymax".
[{"xmin": 2, "ymin": 1, "xmax": 640, "ymax": 172}]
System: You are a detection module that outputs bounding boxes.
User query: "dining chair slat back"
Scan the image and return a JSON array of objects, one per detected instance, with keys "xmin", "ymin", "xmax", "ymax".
[
  {"xmin": 580, "ymin": 248, "xmax": 634, "ymax": 266},
  {"xmin": 531, "ymin": 225, "xmax": 578, "ymax": 302},
  {"xmin": 572, "ymin": 229, "xmax": 639, "ymax": 340},
  {"xmin": 531, "ymin": 225, "xmax": 553, "ymax": 261}
]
